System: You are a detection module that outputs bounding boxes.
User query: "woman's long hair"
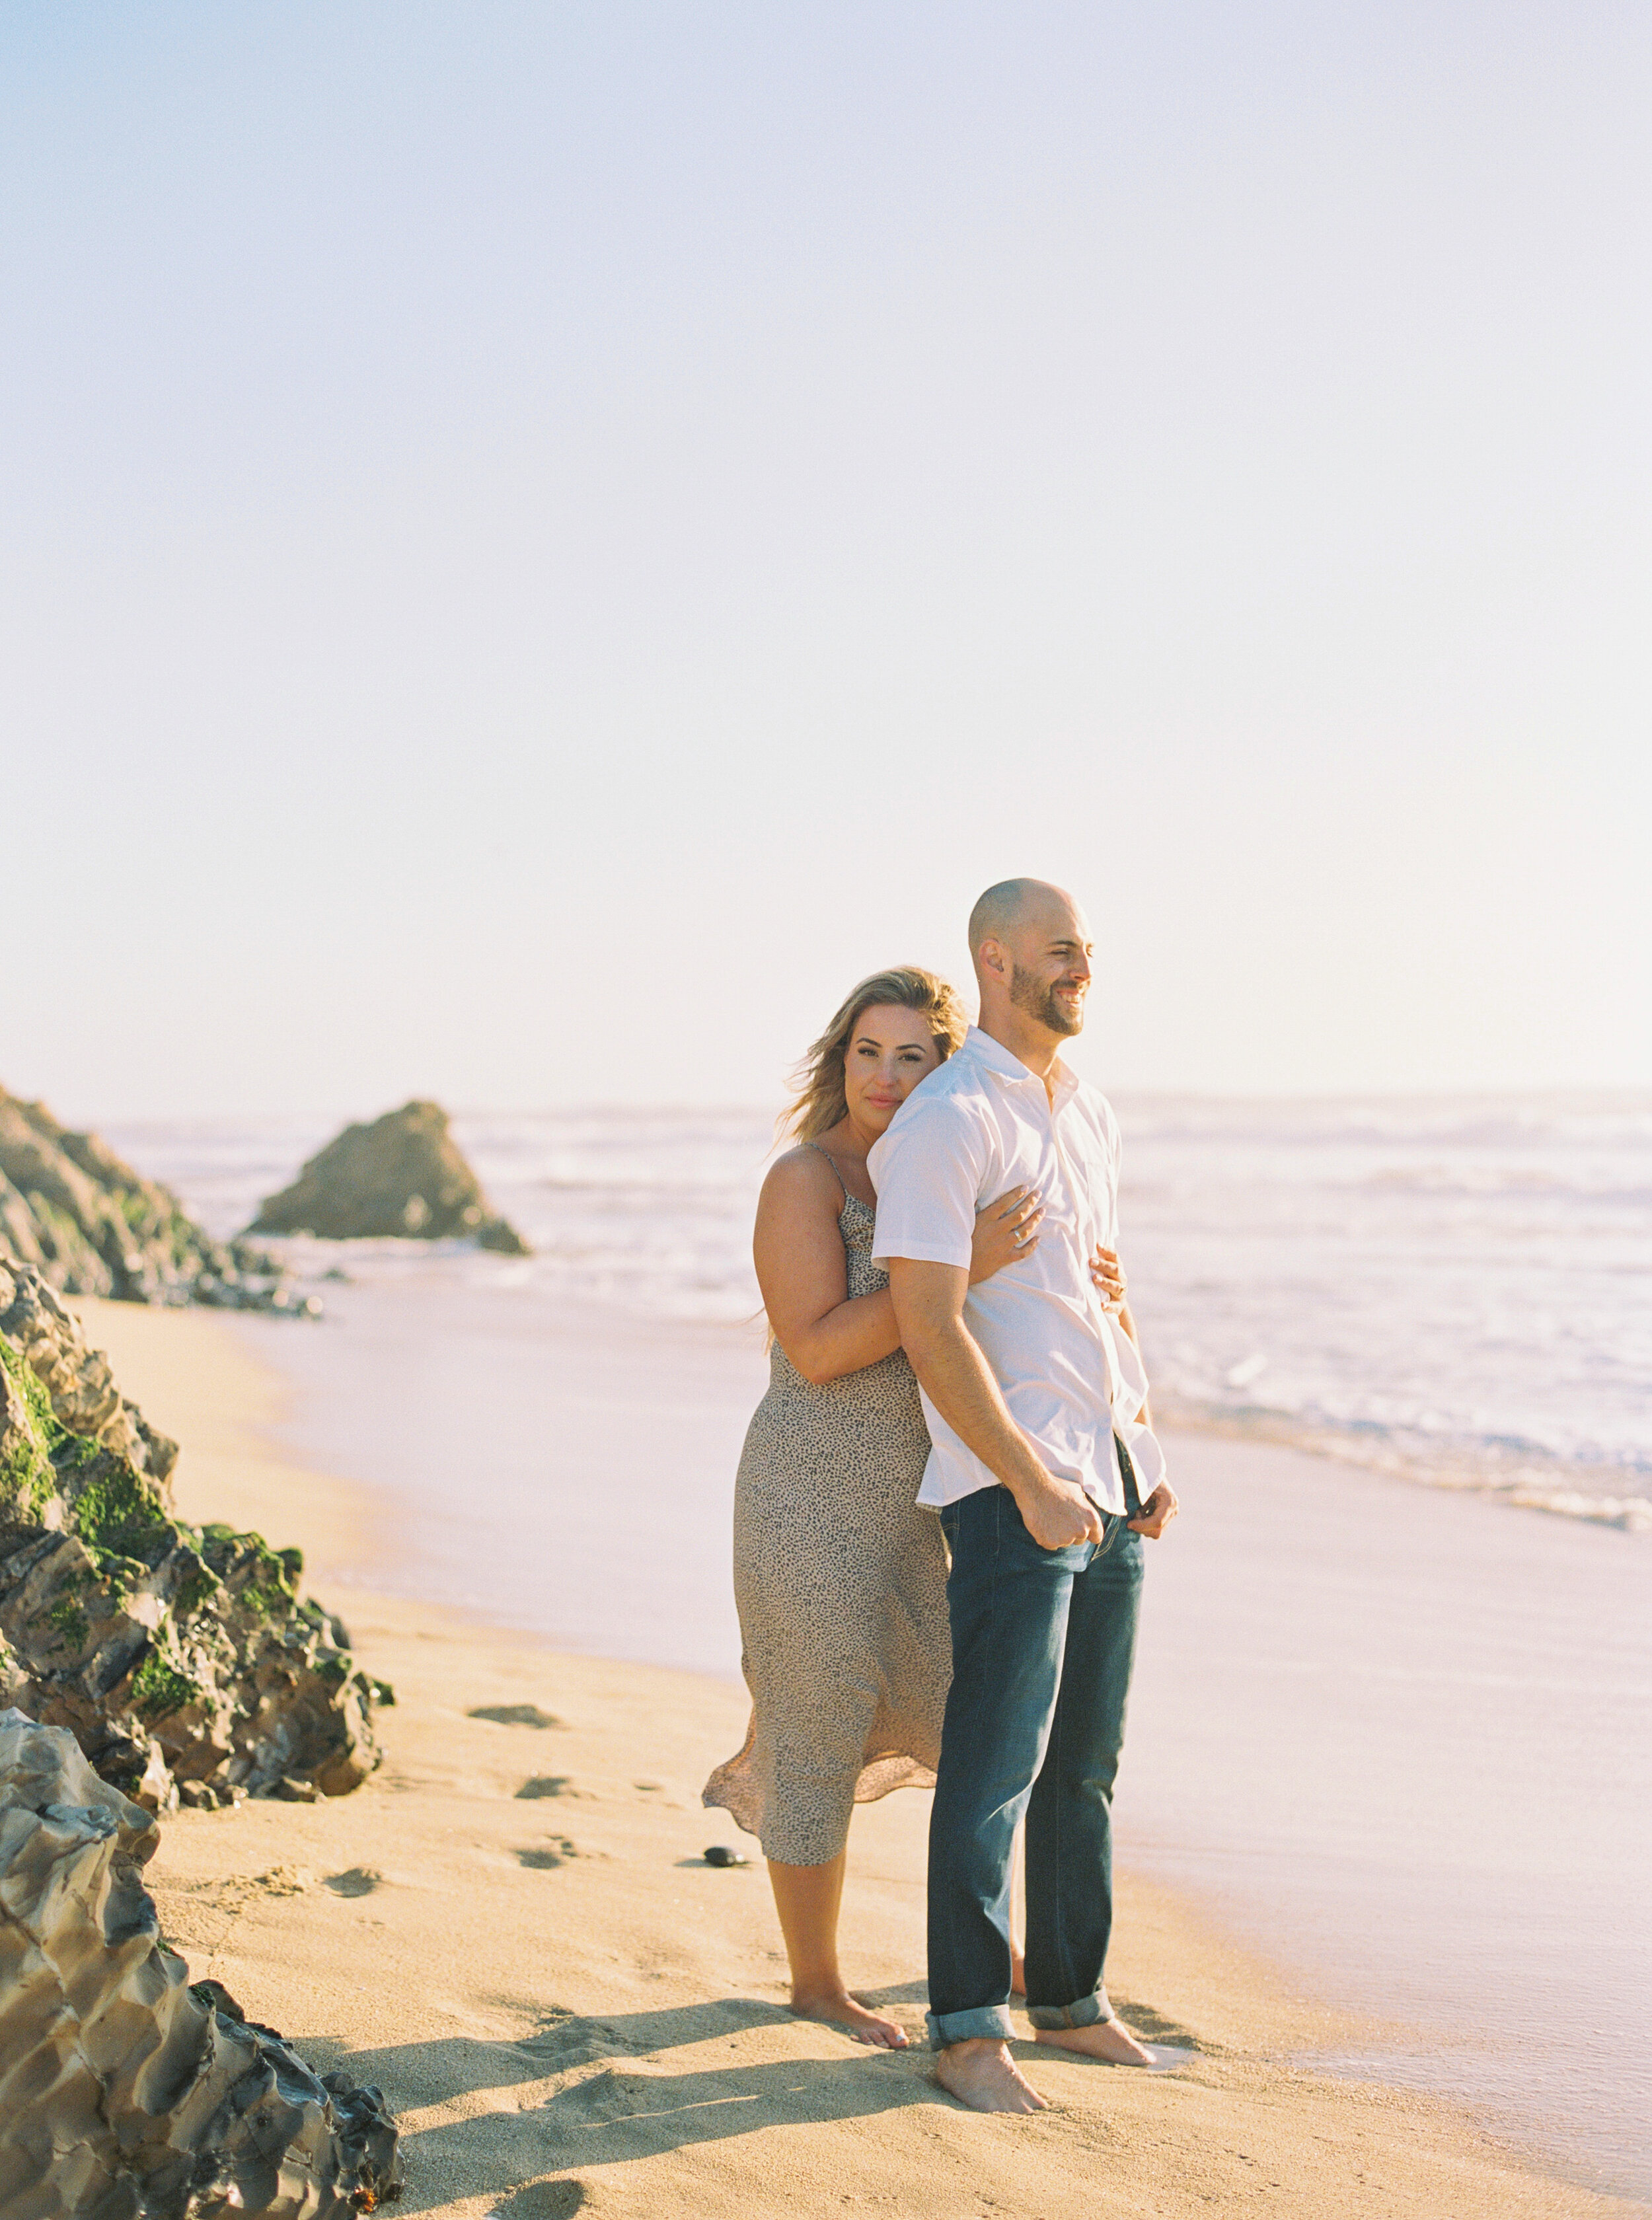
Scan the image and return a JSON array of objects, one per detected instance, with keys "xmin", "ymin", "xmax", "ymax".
[{"xmin": 781, "ymin": 966, "xmax": 970, "ymax": 1142}]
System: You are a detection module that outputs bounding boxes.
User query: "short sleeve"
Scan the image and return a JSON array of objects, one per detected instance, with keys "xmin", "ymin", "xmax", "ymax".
[{"xmin": 868, "ymin": 1096, "xmax": 989, "ymax": 1270}]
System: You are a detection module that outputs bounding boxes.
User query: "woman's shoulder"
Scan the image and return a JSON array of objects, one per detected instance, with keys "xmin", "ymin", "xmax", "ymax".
[{"xmin": 761, "ymin": 1142, "xmax": 850, "ymax": 1209}]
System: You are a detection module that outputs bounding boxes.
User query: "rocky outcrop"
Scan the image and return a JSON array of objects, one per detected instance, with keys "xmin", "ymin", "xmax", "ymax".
[
  {"xmin": 1, "ymin": 1254, "xmax": 178, "ymax": 1487},
  {"xmin": 1, "ymin": 1257, "xmax": 388, "ymax": 1813},
  {"xmin": 0, "ymin": 1711, "xmax": 403, "ymax": 2216},
  {"xmin": 248, "ymin": 1100, "xmax": 529, "ymax": 1253},
  {"xmin": 0, "ymin": 1086, "xmax": 317, "ymax": 1315}
]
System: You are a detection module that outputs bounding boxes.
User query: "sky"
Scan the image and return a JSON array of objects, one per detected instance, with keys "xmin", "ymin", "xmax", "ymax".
[{"xmin": 3, "ymin": 1, "xmax": 1649, "ymax": 1119}]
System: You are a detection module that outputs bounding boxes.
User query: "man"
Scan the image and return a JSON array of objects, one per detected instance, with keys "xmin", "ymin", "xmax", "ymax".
[{"xmin": 868, "ymin": 877, "xmax": 1180, "ymax": 2112}]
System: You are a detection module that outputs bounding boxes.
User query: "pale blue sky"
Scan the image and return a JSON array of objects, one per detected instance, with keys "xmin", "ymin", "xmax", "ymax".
[{"xmin": 3, "ymin": 3, "xmax": 1647, "ymax": 1117}]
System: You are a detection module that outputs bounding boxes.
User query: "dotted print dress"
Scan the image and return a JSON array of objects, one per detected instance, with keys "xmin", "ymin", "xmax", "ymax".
[{"xmin": 702, "ymin": 1165, "xmax": 952, "ymax": 1865}]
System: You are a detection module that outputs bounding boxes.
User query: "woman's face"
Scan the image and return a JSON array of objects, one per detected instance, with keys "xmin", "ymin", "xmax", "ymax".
[{"xmin": 843, "ymin": 1003, "xmax": 944, "ymax": 1136}]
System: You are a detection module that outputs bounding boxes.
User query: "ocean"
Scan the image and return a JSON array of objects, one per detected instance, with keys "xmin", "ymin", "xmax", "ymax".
[{"xmin": 107, "ymin": 1090, "xmax": 1652, "ymax": 1531}]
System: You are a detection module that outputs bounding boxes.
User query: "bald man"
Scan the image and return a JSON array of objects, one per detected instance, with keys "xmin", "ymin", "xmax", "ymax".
[{"xmin": 868, "ymin": 877, "xmax": 1182, "ymax": 2112}]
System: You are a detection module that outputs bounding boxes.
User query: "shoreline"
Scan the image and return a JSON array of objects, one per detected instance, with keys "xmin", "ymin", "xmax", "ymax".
[{"xmin": 69, "ymin": 1295, "xmax": 1649, "ymax": 2218}]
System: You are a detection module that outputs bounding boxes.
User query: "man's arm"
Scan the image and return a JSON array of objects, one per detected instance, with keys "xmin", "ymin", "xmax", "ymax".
[{"xmin": 887, "ymin": 1259, "xmax": 1106, "ymax": 1550}]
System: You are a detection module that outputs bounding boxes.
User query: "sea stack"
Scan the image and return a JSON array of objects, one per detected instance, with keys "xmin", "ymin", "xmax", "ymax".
[{"xmin": 248, "ymin": 1100, "xmax": 530, "ymax": 1254}]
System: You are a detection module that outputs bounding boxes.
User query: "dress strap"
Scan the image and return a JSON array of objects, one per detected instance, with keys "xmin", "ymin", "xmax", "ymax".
[{"xmin": 801, "ymin": 1140, "xmax": 851, "ymax": 1201}]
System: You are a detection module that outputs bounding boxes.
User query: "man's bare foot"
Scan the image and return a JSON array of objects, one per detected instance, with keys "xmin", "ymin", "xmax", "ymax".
[
  {"xmin": 934, "ymin": 2037, "xmax": 1048, "ymax": 2111},
  {"xmin": 790, "ymin": 1987, "xmax": 908, "ymax": 2048},
  {"xmin": 1033, "ymin": 2018, "xmax": 1184, "ymax": 2069}
]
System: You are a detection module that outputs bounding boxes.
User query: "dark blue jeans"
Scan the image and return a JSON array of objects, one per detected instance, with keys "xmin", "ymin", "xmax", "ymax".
[{"xmin": 926, "ymin": 1472, "xmax": 1144, "ymax": 2047}]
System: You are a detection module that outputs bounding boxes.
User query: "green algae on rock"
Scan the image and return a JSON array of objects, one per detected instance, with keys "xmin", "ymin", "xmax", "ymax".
[{"xmin": 0, "ymin": 1255, "xmax": 387, "ymax": 1811}]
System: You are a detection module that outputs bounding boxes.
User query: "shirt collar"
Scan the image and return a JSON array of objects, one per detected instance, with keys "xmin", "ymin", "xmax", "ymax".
[{"xmin": 961, "ymin": 1024, "xmax": 1080, "ymax": 1106}]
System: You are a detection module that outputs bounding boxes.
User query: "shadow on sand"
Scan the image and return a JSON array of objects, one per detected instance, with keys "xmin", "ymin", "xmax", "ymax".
[{"xmin": 297, "ymin": 1995, "xmax": 948, "ymax": 2213}]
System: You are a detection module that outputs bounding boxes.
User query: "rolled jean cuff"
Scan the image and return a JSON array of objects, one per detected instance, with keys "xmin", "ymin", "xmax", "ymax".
[
  {"xmin": 1025, "ymin": 1989, "xmax": 1113, "ymax": 2032},
  {"xmin": 926, "ymin": 2004, "xmax": 1017, "ymax": 2049}
]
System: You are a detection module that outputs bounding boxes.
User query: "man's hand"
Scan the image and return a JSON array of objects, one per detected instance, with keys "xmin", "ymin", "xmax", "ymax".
[
  {"xmin": 1127, "ymin": 1481, "xmax": 1179, "ymax": 1539},
  {"xmin": 1019, "ymin": 1466, "xmax": 1107, "ymax": 1550},
  {"xmin": 889, "ymin": 1257, "xmax": 1107, "ymax": 1551}
]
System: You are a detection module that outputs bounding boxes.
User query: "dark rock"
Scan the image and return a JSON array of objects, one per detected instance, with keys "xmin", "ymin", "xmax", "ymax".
[
  {"xmin": 248, "ymin": 1100, "xmax": 529, "ymax": 1253},
  {"xmin": 0, "ymin": 1084, "xmax": 315, "ymax": 1317},
  {"xmin": 0, "ymin": 1711, "xmax": 404, "ymax": 2217},
  {"xmin": 0, "ymin": 1257, "xmax": 386, "ymax": 1811}
]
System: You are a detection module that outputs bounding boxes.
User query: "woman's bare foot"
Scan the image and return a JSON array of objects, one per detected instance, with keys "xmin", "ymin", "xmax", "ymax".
[
  {"xmin": 934, "ymin": 2038, "xmax": 1047, "ymax": 2111},
  {"xmin": 1033, "ymin": 2018, "xmax": 1180, "ymax": 2067},
  {"xmin": 790, "ymin": 1987, "xmax": 909, "ymax": 2048}
]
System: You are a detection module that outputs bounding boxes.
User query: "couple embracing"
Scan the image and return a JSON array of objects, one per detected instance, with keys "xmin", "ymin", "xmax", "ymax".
[{"xmin": 703, "ymin": 877, "xmax": 1181, "ymax": 2112}]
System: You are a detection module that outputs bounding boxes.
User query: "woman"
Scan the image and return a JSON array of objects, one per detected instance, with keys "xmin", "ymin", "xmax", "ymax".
[{"xmin": 702, "ymin": 966, "xmax": 1043, "ymax": 2048}]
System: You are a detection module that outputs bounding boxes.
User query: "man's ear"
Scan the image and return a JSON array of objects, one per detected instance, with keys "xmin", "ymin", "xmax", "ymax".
[{"xmin": 977, "ymin": 936, "xmax": 1009, "ymax": 983}]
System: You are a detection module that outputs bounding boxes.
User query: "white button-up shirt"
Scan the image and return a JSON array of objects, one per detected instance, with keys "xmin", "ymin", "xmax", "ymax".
[{"xmin": 868, "ymin": 1025, "xmax": 1166, "ymax": 1514}]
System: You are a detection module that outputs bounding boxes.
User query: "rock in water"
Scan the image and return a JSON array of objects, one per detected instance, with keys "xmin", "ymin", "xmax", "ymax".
[
  {"xmin": 0, "ymin": 1084, "xmax": 313, "ymax": 1315},
  {"xmin": 0, "ymin": 1711, "xmax": 404, "ymax": 2216},
  {"xmin": 1, "ymin": 1256, "xmax": 387, "ymax": 1810},
  {"xmin": 248, "ymin": 1100, "xmax": 529, "ymax": 1253}
]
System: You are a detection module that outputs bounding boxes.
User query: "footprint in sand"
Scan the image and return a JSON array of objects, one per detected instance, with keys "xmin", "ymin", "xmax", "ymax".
[
  {"xmin": 516, "ymin": 1837, "xmax": 579, "ymax": 1870},
  {"xmin": 468, "ymin": 1703, "xmax": 564, "ymax": 1729},
  {"xmin": 256, "ymin": 1865, "xmax": 317, "ymax": 1896},
  {"xmin": 324, "ymin": 1866, "xmax": 385, "ymax": 1898},
  {"xmin": 515, "ymin": 1776, "xmax": 591, "ymax": 1800},
  {"xmin": 486, "ymin": 2180, "xmax": 585, "ymax": 2218}
]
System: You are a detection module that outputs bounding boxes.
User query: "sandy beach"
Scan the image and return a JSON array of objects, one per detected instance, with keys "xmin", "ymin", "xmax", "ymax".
[{"xmin": 56, "ymin": 1292, "xmax": 1645, "ymax": 2219}]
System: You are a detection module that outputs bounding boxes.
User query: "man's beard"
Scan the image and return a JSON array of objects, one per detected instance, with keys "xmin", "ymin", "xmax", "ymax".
[{"xmin": 1010, "ymin": 963, "xmax": 1085, "ymax": 1037}]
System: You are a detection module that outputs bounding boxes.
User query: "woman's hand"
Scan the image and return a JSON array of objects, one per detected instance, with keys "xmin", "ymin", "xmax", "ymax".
[
  {"xmin": 1090, "ymin": 1245, "xmax": 1127, "ymax": 1311},
  {"xmin": 969, "ymin": 1187, "xmax": 1043, "ymax": 1284}
]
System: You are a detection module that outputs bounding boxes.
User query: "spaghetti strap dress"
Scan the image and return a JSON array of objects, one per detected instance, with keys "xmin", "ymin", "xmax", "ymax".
[{"xmin": 702, "ymin": 1146, "xmax": 952, "ymax": 1865}]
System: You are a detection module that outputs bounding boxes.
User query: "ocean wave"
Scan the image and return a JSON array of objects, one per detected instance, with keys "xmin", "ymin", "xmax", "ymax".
[
  {"xmin": 1358, "ymin": 1165, "xmax": 1652, "ymax": 1204},
  {"xmin": 1113, "ymin": 1096, "xmax": 1652, "ymax": 1155},
  {"xmin": 1154, "ymin": 1397, "xmax": 1652, "ymax": 1533}
]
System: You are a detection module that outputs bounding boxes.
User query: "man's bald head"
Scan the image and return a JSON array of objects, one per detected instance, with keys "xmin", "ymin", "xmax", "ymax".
[
  {"xmin": 967, "ymin": 878, "xmax": 1080, "ymax": 973},
  {"xmin": 967, "ymin": 877, "xmax": 1094, "ymax": 1049}
]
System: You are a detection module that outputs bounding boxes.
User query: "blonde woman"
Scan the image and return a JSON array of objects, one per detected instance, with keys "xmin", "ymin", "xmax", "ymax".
[{"xmin": 703, "ymin": 967, "xmax": 1043, "ymax": 2048}]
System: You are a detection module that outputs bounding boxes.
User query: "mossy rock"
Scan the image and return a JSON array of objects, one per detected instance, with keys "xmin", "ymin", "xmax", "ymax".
[
  {"xmin": 3, "ymin": 1269, "xmax": 383, "ymax": 1806},
  {"xmin": 59, "ymin": 1440, "xmax": 174, "ymax": 1569},
  {"xmin": 0, "ymin": 1336, "xmax": 59, "ymax": 1527},
  {"xmin": 131, "ymin": 1645, "xmax": 204, "ymax": 1723}
]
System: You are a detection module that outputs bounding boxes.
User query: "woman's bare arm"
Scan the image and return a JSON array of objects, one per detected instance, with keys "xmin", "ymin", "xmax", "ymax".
[
  {"xmin": 754, "ymin": 1153, "xmax": 901, "ymax": 1384},
  {"xmin": 756, "ymin": 1156, "xmax": 1045, "ymax": 1388}
]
